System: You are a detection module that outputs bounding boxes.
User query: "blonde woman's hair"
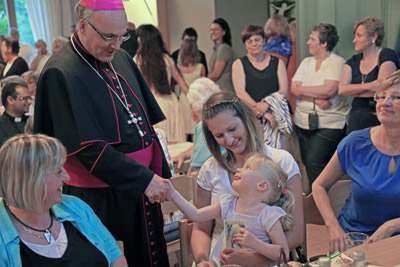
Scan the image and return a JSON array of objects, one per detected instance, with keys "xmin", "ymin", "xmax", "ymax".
[
  {"xmin": 264, "ymin": 14, "xmax": 290, "ymax": 38},
  {"xmin": 178, "ymin": 39, "xmax": 200, "ymax": 67},
  {"xmin": 354, "ymin": 16, "xmax": 384, "ymax": 47},
  {"xmin": 202, "ymin": 91, "xmax": 263, "ymax": 173},
  {"xmin": 377, "ymin": 70, "xmax": 400, "ymax": 93},
  {"xmin": 0, "ymin": 134, "xmax": 67, "ymax": 212},
  {"xmin": 246, "ymin": 153, "xmax": 295, "ymax": 231}
]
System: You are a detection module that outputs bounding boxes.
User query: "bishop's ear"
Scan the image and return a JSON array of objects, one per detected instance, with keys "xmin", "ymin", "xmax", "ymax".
[{"xmin": 256, "ymin": 181, "xmax": 269, "ymax": 191}]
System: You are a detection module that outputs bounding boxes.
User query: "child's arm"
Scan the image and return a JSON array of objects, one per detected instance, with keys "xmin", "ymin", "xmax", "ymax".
[
  {"xmin": 169, "ymin": 182, "xmax": 221, "ymax": 222},
  {"xmin": 234, "ymin": 221, "xmax": 289, "ymax": 261}
]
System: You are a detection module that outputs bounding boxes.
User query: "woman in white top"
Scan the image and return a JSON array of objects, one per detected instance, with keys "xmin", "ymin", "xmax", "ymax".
[
  {"xmin": 135, "ymin": 24, "xmax": 189, "ymax": 142},
  {"xmin": 291, "ymin": 23, "xmax": 350, "ymax": 185},
  {"xmin": 191, "ymin": 91, "xmax": 303, "ymax": 267},
  {"xmin": 176, "ymin": 39, "xmax": 206, "ymax": 139}
]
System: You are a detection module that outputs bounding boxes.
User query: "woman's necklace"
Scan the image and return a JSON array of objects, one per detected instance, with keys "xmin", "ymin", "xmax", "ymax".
[
  {"xmin": 6, "ymin": 205, "xmax": 55, "ymax": 244},
  {"xmin": 70, "ymin": 36, "xmax": 144, "ymax": 137},
  {"xmin": 361, "ymin": 73, "xmax": 368, "ymax": 84}
]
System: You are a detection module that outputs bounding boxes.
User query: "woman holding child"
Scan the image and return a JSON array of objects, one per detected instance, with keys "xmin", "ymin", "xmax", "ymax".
[{"xmin": 190, "ymin": 91, "xmax": 303, "ymax": 266}]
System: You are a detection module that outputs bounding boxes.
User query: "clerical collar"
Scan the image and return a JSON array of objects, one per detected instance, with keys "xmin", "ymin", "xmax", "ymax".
[
  {"xmin": 4, "ymin": 112, "xmax": 25, "ymax": 122},
  {"xmin": 71, "ymin": 32, "xmax": 104, "ymax": 67}
]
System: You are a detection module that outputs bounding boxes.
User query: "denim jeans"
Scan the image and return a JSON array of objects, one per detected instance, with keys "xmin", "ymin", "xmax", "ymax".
[{"xmin": 295, "ymin": 125, "xmax": 346, "ymax": 185}]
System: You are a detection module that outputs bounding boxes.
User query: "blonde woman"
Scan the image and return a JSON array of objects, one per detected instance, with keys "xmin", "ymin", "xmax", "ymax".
[{"xmin": 0, "ymin": 134, "xmax": 127, "ymax": 266}]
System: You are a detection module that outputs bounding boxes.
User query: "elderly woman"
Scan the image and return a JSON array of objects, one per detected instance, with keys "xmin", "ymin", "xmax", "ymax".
[
  {"xmin": 313, "ymin": 70, "xmax": 400, "ymax": 253},
  {"xmin": 191, "ymin": 91, "xmax": 303, "ymax": 267},
  {"xmin": 172, "ymin": 78, "xmax": 222, "ymax": 175},
  {"xmin": 0, "ymin": 37, "xmax": 29, "ymax": 78},
  {"xmin": 134, "ymin": 24, "xmax": 188, "ymax": 142},
  {"xmin": 339, "ymin": 16, "xmax": 400, "ymax": 134},
  {"xmin": 232, "ymin": 25, "xmax": 289, "ymax": 148},
  {"xmin": 0, "ymin": 134, "xmax": 127, "ymax": 266},
  {"xmin": 51, "ymin": 37, "xmax": 68, "ymax": 54},
  {"xmin": 207, "ymin": 18, "xmax": 234, "ymax": 92},
  {"xmin": 291, "ymin": 23, "xmax": 350, "ymax": 185}
]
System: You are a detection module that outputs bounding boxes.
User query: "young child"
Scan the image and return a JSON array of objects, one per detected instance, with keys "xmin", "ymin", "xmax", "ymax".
[{"xmin": 168, "ymin": 153, "xmax": 295, "ymax": 266}]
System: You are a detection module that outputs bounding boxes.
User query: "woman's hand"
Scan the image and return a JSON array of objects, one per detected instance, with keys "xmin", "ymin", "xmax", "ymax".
[
  {"xmin": 327, "ymin": 224, "xmax": 346, "ymax": 253},
  {"xmin": 370, "ymin": 219, "xmax": 400, "ymax": 243},
  {"xmin": 172, "ymin": 153, "xmax": 186, "ymax": 169},
  {"xmin": 315, "ymin": 99, "xmax": 332, "ymax": 110},
  {"xmin": 197, "ymin": 261, "xmax": 215, "ymax": 267},
  {"xmin": 252, "ymin": 102, "xmax": 269, "ymax": 118},
  {"xmin": 263, "ymin": 113, "xmax": 277, "ymax": 129},
  {"xmin": 234, "ymin": 228, "xmax": 258, "ymax": 250}
]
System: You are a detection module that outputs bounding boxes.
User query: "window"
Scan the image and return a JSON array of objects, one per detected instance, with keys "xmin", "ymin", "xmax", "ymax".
[
  {"xmin": 0, "ymin": 0, "xmax": 34, "ymax": 45},
  {"xmin": 14, "ymin": 0, "xmax": 33, "ymax": 44},
  {"xmin": 0, "ymin": 0, "xmax": 8, "ymax": 36}
]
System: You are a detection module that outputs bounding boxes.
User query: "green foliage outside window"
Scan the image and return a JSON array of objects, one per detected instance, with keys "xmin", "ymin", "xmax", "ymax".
[
  {"xmin": 15, "ymin": 0, "xmax": 34, "ymax": 45},
  {"xmin": 0, "ymin": 0, "xmax": 34, "ymax": 45},
  {"xmin": 0, "ymin": 0, "xmax": 8, "ymax": 36}
]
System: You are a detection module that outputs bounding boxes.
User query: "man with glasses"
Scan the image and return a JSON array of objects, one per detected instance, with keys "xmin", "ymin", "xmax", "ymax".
[
  {"xmin": 34, "ymin": 0, "xmax": 171, "ymax": 266},
  {"xmin": 0, "ymin": 77, "xmax": 31, "ymax": 144}
]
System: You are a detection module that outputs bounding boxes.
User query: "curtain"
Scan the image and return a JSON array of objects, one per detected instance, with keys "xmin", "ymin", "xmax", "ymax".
[{"xmin": 25, "ymin": 0, "xmax": 73, "ymax": 47}]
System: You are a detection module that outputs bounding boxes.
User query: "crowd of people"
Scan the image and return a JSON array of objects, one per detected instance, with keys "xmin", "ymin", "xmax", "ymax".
[{"xmin": 0, "ymin": 0, "xmax": 399, "ymax": 266}]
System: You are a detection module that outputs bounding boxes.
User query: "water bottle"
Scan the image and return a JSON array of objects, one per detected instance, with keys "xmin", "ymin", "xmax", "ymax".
[{"xmin": 352, "ymin": 251, "xmax": 366, "ymax": 267}]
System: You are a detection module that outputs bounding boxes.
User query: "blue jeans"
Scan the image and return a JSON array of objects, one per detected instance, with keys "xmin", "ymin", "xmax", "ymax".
[{"xmin": 296, "ymin": 125, "xmax": 346, "ymax": 185}]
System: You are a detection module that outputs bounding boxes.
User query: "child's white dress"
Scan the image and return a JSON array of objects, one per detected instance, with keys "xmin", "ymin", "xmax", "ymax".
[{"xmin": 209, "ymin": 194, "xmax": 286, "ymax": 266}]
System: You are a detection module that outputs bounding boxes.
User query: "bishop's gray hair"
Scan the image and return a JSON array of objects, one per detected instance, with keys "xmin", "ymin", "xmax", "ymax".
[{"xmin": 74, "ymin": 3, "xmax": 95, "ymax": 29}]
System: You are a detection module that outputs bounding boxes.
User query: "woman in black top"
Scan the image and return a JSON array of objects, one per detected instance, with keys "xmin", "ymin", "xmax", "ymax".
[
  {"xmin": 339, "ymin": 16, "xmax": 400, "ymax": 134},
  {"xmin": 232, "ymin": 25, "xmax": 288, "ymax": 129},
  {"xmin": 0, "ymin": 37, "xmax": 28, "ymax": 78}
]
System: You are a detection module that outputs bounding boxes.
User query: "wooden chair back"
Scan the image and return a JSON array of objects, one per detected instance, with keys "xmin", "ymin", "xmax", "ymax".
[
  {"xmin": 179, "ymin": 219, "xmax": 194, "ymax": 267},
  {"xmin": 303, "ymin": 180, "xmax": 351, "ymax": 260}
]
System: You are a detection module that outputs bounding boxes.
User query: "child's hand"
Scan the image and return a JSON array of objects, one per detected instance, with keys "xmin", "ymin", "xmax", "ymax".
[
  {"xmin": 233, "ymin": 228, "xmax": 258, "ymax": 250},
  {"xmin": 163, "ymin": 179, "xmax": 176, "ymax": 201}
]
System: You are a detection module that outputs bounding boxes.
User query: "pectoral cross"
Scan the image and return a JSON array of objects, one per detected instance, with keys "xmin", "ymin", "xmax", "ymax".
[{"xmin": 128, "ymin": 112, "xmax": 144, "ymax": 137}]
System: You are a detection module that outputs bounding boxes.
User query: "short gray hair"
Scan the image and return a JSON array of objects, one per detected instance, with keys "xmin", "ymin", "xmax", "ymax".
[
  {"xmin": 0, "ymin": 134, "xmax": 67, "ymax": 212},
  {"xmin": 74, "ymin": 3, "xmax": 95, "ymax": 29},
  {"xmin": 186, "ymin": 78, "xmax": 221, "ymax": 112}
]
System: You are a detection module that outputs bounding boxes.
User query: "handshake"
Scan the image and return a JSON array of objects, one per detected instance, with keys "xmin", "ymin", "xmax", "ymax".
[{"xmin": 144, "ymin": 174, "xmax": 176, "ymax": 204}]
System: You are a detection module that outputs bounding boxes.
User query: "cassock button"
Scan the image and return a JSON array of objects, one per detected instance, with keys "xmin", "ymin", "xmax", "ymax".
[
  {"xmin": 148, "ymin": 221, "xmax": 152, "ymax": 226},
  {"xmin": 150, "ymin": 231, "xmax": 154, "ymax": 236},
  {"xmin": 147, "ymin": 211, "xmax": 151, "ymax": 215},
  {"xmin": 152, "ymin": 251, "xmax": 157, "ymax": 256},
  {"xmin": 139, "ymin": 122, "xmax": 143, "ymax": 125},
  {"xmin": 133, "ymin": 113, "xmax": 138, "ymax": 116},
  {"xmin": 154, "ymin": 261, "xmax": 158, "ymax": 265},
  {"xmin": 105, "ymin": 68, "xmax": 109, "ymax": 72},
  {"xmin": 151, "ymin": 241, "xmax": 155, "ymax": 245},
  {"xmin": 145, "ymin": 142, "xmax": 149, "ymax": 146},
  {"xmin": 145, "ymin": 202, "xmax": 149, "ymax": 206},
  {"xmin": 116, "ymin": 86, "xmax": 120, "ymax": 89},
  {"xmin": 128, "ymin": 104, "xmax": 132, "ymax": 108},
  {"xmin": 143, "ymin": 131, "xmax": 147, "ymax": 135},
  {"xmin": 121, "ymin": 95, "xmax": 126, "ymax": 99},
  {"xmin": 112, "ymin": 76, "xmax": 116, "ymax": 80}
]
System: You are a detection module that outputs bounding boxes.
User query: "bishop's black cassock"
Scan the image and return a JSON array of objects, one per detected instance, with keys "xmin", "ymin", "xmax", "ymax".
[{"xmin": 34, "ymin": 33, "xmax": 171, "ymax": 266}]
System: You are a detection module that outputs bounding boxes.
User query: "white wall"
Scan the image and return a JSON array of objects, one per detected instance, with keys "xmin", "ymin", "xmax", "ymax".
[
  {"xmin": 124, "ymin": 0, "xmax": 158, "ymax": 28},
  {"xmin": 167, "ymin": 0, "xmax": 215, "ymax": 65}
]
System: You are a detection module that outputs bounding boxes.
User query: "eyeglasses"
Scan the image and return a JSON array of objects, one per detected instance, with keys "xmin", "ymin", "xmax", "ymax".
[
  {"xmin": 85, "ymin": 20, "xmax": 130, "ymax": 44},
  {"xmin": 14, "ymin": 96, "xmax": 34, "ymax": 101},
  {"xmin": 374, "ymin": 93, "xmax": 400, "ymax": 103}
]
